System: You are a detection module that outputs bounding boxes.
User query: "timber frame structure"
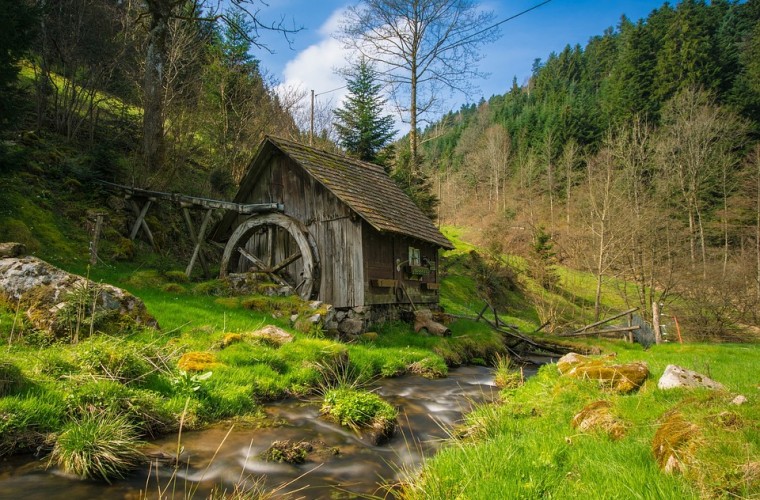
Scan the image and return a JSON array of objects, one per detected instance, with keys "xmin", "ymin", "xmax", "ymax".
[
  {"xmin": 100, "ymin": 180, "xmax": 283, "ymax": 278},
  {"xmin": 211, "ymin": 136, "xmax": 453, "ymax": 309}
]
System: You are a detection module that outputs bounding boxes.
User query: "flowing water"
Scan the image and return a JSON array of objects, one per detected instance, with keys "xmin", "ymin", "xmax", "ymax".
[{"xmin": 0, "ymin": 365, "xmax": 537, "ymax": 499}]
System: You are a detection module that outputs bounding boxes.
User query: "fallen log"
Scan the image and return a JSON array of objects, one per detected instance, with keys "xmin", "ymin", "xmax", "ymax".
[
  {"xmin": 560, "ymin": 325, "xmax": 641, "ymax": 338},
  {"xmin": 564, "ymin": 308, "xmax": 639, "ymax": 336}
]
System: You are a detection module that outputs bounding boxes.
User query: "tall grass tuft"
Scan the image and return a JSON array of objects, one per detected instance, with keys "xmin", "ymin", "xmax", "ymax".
[{"xmin": 50, "ymin": 411, "xmax": 144, "ymax": 482}]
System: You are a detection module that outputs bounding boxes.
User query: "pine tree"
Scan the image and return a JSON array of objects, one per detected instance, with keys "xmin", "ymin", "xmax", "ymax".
[{"xmin": 333, "ymin": 59, "xmax": 396, "ymax": 164}]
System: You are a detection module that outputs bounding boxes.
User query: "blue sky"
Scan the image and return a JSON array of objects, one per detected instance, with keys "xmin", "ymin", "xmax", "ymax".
[{"xmin": 251, "ymin": 0, "xmax": 668, "ymax": 127}]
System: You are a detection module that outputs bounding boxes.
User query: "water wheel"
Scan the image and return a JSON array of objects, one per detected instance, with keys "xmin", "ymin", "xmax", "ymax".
[{"xmin": 220, "ymin": 213, "xmax": 320, "ymax": 300}]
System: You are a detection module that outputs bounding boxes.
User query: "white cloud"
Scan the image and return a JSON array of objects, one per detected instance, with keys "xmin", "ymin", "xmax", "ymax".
[
  {"xmin": 276, "ymin": 8, "xmax": 350, "ymax": 108},
  {"xmin": 276, "ymin": 5, "xmax": 410, "ymax": 136}
]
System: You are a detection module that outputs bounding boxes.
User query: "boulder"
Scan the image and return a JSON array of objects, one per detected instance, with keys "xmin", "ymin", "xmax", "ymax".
[
  {"xmin": 657, "ymin": 365, "xmax": 725, "ymax": 391},
  {"xmin": 338, "ymin": 318, "xmax": 364, "ymax": 336},
  {"xmin": 0, "ymin": 256, "xmax": 157, "ymax": 338},
  {"xmin": 557, "ymin": 352, "xmax": 648, "ymax": 393},
  {"xmin": 249, "ymin": 325, "xmax": 294, "ymax": 346}
]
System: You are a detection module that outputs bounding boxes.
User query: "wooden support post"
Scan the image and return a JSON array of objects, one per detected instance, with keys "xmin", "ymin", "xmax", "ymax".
[
  {"xmin": 183, "ymin": 207, "xmax": 213, "ymax": 278},
  {"xmin": 627, "ymin": 312, "xmax": 634, "ymax": 343},
  {"xmin": 128, "ymin": 198, "xmax": 156, "ymax": 248},
  {"xmin": 475, "ymin": 303, "xmax": 489, "ymax": 323},
  {"xmin": 652, "ymin": 301, "xmax": 662, "ymax": 345},
  {"xmin": 89, "ymin": 213, "xmax": 105, "ymax": 265}
]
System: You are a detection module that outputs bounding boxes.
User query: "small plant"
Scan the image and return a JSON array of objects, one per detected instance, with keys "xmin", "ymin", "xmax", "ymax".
[
  {"xmin": 493, "ymin": 354, "xmax": 523, "ymax": 389},
  {"xmin": 50, "ymin": 411, "xmax": 144, "ymax": 483},
  {"xmin": 171, "ymin": 370, "xmax": 212, "ymax": 394}
]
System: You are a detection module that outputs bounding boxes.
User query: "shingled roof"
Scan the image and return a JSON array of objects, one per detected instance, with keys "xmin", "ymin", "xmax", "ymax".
[{"xmin": 219, "ymin": 136, "xmax": 452, "ymax": 249}]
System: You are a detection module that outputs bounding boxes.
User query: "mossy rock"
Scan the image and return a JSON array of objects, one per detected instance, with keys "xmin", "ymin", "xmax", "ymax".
[
  {"xmin": 571, "ymin": 400, "xmax": 627, "ymax": 440},
  {"xmin": 557, "ymin": 352, "xmax": 649, "ymax": 393},
  {"xmin": 178, "ymin": 352, "xmax": 217, "ymax": 372},
  {"xmin": 652, "ymin": 411, "xmax": 700, "ymax": 473},
  {"xmin": 261, "ymin": 439, "xmax": 339, "ymax": 464},
  {"xmin": 219, "ymin": 333, "xmax": 243, "ymax": 348}
]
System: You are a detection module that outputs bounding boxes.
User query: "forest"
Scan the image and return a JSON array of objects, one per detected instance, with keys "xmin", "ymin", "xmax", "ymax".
[{"xmin": 420, "ymin": 0, "xmax": 760, "ymax": 339}]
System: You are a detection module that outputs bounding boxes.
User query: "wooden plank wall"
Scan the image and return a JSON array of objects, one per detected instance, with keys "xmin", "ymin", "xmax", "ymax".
[
  {"xmin": 362, "ymin": 222, "xmax": 440, "ymax": 305},
  {"xmin": 241, "ymin": 155, "xmax": 364, "ymax": 307}
]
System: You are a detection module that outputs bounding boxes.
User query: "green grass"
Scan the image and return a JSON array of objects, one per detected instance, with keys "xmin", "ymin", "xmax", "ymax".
[
  {"xmin": 50, "ymin": 411, "xmax": 144, "ymax": 483},
  {"xmin": 402, "ymin": 342, "xmax": 760, "ymax": 499}
]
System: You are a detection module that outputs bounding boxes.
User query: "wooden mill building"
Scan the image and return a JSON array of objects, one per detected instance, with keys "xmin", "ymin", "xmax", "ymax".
[{"xmin": 212, "ymin": 136, "xmax": 453, "ymax": 309}]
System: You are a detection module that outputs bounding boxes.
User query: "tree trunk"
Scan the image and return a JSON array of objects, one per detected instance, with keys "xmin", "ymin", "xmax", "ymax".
[
  {"xmin": 410, "ymin": 63, "xmax": 418, "ymax": 171},
  {"xmin": 652, "ymin": 301, "xmax": 662, "ymax": 344},
  {"xmin": 143, "ymin": 0, "xmax": 171, "ymax": 178}
]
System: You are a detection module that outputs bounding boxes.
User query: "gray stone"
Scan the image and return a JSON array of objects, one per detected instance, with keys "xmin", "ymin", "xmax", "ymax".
[
  {"xmin": 0, "ymin": 256, "xmax": 157, "ymax": 336},
  {"xmin": 731, "ymin": 395, "xmax": 748, "ymax": 406},
  {"xmin": 657, "ymin": 364, "xmax": 725, "ymax": 391},
  {"xmin": 308, "ymin": 314, "xmax": 322, "ymax": 324},
  {"xmin": 335, "ymin": 311, "xmax": 347, "ymax": 322},
  {"xmin": 338, "ymin": 318, "xmax": 363, "ymax": 336},
  {"xmin": 250, "ymin": 325, "xmax": 294, "ymax": 346},
  {"xmin": 290, "ymin": 314, "xmax": 299, "ymax": 324},
  {"xmin": 308, "ymin": 300, "xmax": 323, "ymax": 310}
]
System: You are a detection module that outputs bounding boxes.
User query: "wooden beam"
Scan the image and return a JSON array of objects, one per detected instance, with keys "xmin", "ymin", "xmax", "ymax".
[
  {"xmin": 184, "ymin": 208, "xmax": 214, "ymax": 278},
  {"xmin": 371, "ymin": 279, "xmax": 399, "ymax": 288},
  {"xmin": 128, "ymin": 199, "xmax": 156, "ymax": 248},
  {"xmin": 567, "ymin": 307, "xmax": 639, "ymax": 335},
  {"xmin": 561, "ymin": 325, "xmax": 641, "ymax": 337},
  {"xmin": 237, "ymin": 246, "xmax": 291, "ymax": 289},
  {"xmin": 271, "ymin": 252, "xmax": 302, "ymax": 274}
]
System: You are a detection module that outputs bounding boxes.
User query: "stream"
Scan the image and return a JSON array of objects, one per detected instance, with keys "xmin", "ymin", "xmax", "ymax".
[{"xmin": 0, "ymin": 365, "xmax": 538, "ymax": 499}]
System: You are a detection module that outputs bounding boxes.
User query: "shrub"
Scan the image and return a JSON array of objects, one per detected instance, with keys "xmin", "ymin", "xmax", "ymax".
[
  {"xmin": 50, "ymin": 412, "xmax": 144, "ymax": 482},
  {"xmin": 321, "ymin": 388, "xmax": 397, "ymax": 432}
]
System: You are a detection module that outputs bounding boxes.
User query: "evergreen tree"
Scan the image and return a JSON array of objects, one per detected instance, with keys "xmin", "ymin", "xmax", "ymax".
[{"xmin": 333, "ymin": 59, "xmax": 396, "ymax": 164}]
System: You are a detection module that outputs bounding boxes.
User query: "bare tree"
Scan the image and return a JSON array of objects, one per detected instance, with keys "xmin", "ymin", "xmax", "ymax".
[
  {"xmin": 339, "ymin": 0, "xmax": 500, "ymax": 167},
  {"xmin": 657, "ymin": 88, "xmax": 746, "ymax": 277}
]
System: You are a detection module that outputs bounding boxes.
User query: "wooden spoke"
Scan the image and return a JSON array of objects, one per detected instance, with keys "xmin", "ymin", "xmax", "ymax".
[
  {"xmin": 237, "ymin": 246, "xmax": 268, "ymax": 271},
  {"xmin": 272, "ymin": 252, "xmax": 302, "ymax": 274},
  {"xmin": 220, "ymin": 213, "xmax": 321, "ymax": 300}
]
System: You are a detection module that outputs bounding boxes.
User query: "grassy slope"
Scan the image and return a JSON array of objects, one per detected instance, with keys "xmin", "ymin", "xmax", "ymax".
[{"xmin": 404, "ymin": 342, "xmax": 759, "ymax": 499}]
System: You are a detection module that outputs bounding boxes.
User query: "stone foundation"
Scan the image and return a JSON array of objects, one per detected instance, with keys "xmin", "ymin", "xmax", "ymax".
[{"xmin": 292, "ymin": 302, "xmax": 442, "ymax": 339}]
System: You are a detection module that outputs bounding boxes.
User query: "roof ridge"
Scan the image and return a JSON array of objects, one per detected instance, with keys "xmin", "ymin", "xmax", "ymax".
[{"xmin": 266, "ymin": 135, "xmax": 387, "ymax": 174}]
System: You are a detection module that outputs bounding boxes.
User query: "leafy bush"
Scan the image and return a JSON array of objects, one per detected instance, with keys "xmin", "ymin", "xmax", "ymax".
[{"xmin": 50, "ymin": 412, "xmax": 144, "ymax": 482}]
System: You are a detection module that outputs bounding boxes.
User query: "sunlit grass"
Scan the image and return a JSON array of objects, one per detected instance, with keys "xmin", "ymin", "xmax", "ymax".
[{"xmin": 402, "ymin": 342, "xmax": 760, "ymax": 499}]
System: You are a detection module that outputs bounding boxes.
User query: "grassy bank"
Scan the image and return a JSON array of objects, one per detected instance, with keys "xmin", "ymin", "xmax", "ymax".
[
  {"xmin": 402, "ymin": 341, "xmax": 760, "ymax": 499},
  {"xmin": 0, "ymin": 262, "xmax": 507, "ymax": 471}
]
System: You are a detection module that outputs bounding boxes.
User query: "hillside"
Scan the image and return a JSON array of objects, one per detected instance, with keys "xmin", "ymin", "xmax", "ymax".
[{"xmin": 418, "ymin": 0, "xmax": 760, "ymax": 341}]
